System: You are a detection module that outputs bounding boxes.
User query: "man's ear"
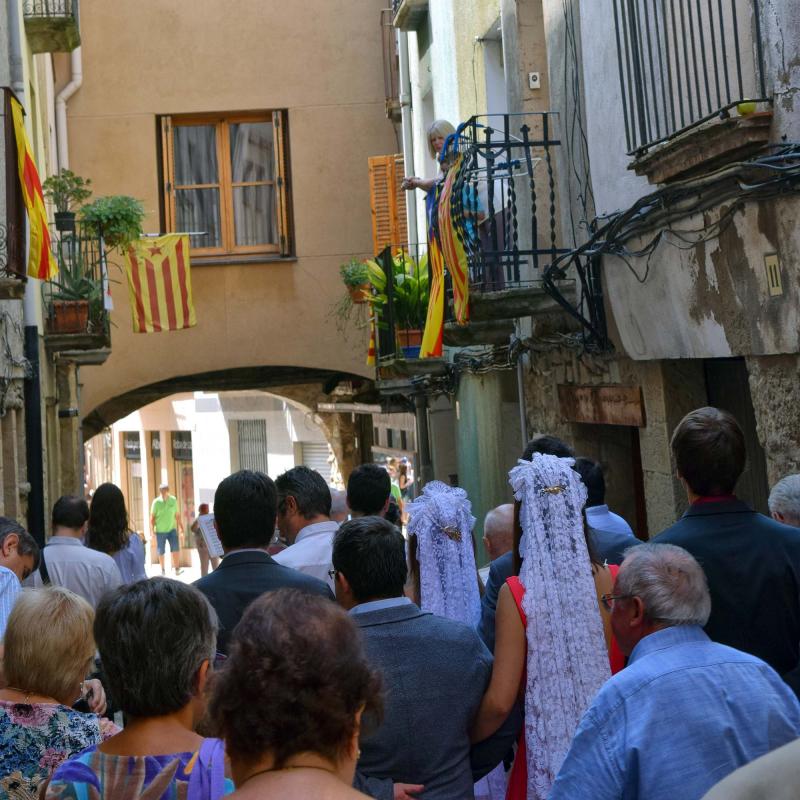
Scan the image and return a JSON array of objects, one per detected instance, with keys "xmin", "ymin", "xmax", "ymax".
[
  {"xmin": 1, "ymin": 532, "xmax": 19, "ymax": 557},
  {"xmin": 285, "ymin": 495, "xmax": 299, "ymax": 515},
  {"xmin": 381, "ymin": 496, "xmax": 390, "ymax": 515},
  {"xmin": 194, "ymin": 658, "xmax": 211, "ymax": 695},
  {"xmin": 772, "ymin": 510, "xmax": 785, "ymax": 523}
]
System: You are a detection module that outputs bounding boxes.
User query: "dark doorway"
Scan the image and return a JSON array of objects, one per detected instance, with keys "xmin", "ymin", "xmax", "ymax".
[{"xmin": 704, "ymin": 358, "xmax": 769, "ymax": 513}]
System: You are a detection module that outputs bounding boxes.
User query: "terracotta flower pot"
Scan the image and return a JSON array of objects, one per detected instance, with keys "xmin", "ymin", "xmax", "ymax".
[
  {"xmin": 348, "ymin": 283, "xmax": 372, "ymax": 304},
  {"xmin": 48, "ymin": 300, "xmax": 89, "ymax": 334},
  {"xmin": 397, "ymin": 328, "xmax": 424, "ymax": 348}
]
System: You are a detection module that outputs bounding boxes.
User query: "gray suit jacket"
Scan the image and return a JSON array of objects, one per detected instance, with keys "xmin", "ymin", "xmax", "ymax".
[{"xmin": 353, "ymin": 603, "xmax": 495, "ymax": 800}]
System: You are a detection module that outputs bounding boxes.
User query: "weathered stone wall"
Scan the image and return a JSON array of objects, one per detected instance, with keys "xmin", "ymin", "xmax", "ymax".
[{"xmin": 746, "ymin": 354, "xmax": 800, "ymax": 488}]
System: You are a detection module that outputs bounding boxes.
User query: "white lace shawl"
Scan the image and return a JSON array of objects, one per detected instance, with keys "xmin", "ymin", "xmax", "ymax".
[
  {"xmin": 509, "ymin": 454, "xmax": 611, "ymax": 800},
  {"xmin": 406, "ymin": 481, "xmax": 481, "ymax": 627}
]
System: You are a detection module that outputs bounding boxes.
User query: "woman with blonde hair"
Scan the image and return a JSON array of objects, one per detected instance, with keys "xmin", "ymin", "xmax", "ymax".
[{"xmin": 0, "ymin": 587, "xmax": 114, "ymax": 797}]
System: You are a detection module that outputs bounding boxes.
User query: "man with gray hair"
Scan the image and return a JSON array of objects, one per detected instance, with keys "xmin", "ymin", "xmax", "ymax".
[
  {"xmin": 769, "ymin": 474, "xmax": 800, "ymax": 527},
  {"xmin": 550, "ymin": 543, "xmax": 800, "ymax": 800}
]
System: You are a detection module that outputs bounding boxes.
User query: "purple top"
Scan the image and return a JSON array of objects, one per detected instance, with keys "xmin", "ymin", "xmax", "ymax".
[{"xmin": 111, "ymin": 532, "xmax": 147, "ymax": 584}]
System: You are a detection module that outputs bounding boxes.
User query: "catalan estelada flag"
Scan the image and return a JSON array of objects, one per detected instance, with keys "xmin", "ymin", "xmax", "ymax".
[
  {"xmin": 437, "ymin": 153, "xmax": 470, "ymax": 326},
  {"xmin": 125, "ymin": 234, "xmax": 197, "ymax": 333},
  {"xmin": 10, "ymin": 97, "xmax": 57, "ymax": 281}
]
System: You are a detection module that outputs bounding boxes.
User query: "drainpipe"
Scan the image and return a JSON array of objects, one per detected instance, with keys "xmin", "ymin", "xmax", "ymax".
[
  {"xmin": 397, "ymin": 31, "xmax": 418, "ymax": 248},
  {"xmin": 56, "ymin": 47, "xmax": 82, "ymax": 170},
  {"xmin": 8, "ymin": 1, "xmax": 46, "ymax": 543}
]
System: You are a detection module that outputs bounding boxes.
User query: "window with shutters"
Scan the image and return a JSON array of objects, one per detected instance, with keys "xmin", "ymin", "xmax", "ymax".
[
  {"xmin": 368, "ymin": 154, "xmax": 408, "ymax": 255},
  {"xmin": 160, "ymin": 112, "xmax": 292, "ymax": 258}
]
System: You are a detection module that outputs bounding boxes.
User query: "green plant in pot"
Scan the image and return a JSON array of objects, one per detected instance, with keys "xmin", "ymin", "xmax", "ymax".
[
  {"xmin": 79, "ymin": 195, "xmax": 146, "ymax": 250},
  {"xmin": 42, "ymin": 169, "xmax": 92, "ymax": 233},
  {"xmin": 47, "ymin": 252, "xmax": 103, "ymax": 335},
  {"xmin": 367, "ymin": 250, "xmax": 429, "ymax": 358},
  {"xmin": 340, "ymin": 257, "xmax": 371, "ymax": 304}
]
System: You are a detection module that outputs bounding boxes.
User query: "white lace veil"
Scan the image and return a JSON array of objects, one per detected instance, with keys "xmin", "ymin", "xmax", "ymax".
[
  {"xmin": 406, "ymin": 481, "xmax": 480, "ymax": 627},
  {"xmin": 509, "ymin": 453, "xmax": 611, "ymax": 800}
]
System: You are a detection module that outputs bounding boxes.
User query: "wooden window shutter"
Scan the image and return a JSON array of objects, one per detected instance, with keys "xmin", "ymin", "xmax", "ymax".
[
  {"xmin": 368, "ymin": 154, "xmax": 407, "ymax": 255},
  {"xmin": 160, "ymin": 115, "xmax": 175, "ymax": 232},
  {"xmin": 273, "ymin": 110, "xmax": 291, "ymax": 256}
]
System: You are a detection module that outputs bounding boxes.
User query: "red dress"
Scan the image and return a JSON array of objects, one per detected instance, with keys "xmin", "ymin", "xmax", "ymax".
[{"xmin": 504, "ymin": 567, "xmax": 624, "ymax": 799}]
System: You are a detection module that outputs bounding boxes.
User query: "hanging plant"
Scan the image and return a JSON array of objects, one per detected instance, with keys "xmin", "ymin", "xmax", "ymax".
[{"xmin": 79, "ymin": 195, "xmax": 146, "ymax": 250}]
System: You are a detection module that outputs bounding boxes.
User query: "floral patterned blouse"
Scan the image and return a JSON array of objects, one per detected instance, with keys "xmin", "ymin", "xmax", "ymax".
[{"xmin": 0, "ymin": 700, "xmax": 105, "ymax": 799}]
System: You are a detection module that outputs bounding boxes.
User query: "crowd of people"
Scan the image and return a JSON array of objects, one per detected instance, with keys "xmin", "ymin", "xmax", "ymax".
[{"xmin": 1, "ymin": 405, "xmax": 800, "ymax": 799}]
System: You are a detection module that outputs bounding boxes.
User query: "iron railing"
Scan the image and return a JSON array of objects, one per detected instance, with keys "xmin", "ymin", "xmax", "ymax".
[
  {"xmin": 613, "ymin": 0, "xmax": 768, "ymax": 153},
  {"xmin": 43, "ymin": 224, "xmax": 110, "ymax": 338},
  {"xmin": 441, "ymin": 113, "xmax": 569, "ymax": 293},
  {"xmin": 373, "ymin": 244, "xmax": 429, "ymax": 362}
]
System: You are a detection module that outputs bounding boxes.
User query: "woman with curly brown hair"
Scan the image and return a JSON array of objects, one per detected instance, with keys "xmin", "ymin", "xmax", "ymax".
[
  {"xmin": 87, "ymin": 483, "xmax": 147, "ymax": 584},
  {"xmin": 209, "ymin": 589, "xmax": 382, "ymax": 798}
]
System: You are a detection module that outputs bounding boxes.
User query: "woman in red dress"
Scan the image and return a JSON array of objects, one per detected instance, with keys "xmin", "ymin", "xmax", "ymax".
[{"xmin": 471, "ymin": 454, "xmax": 624, "ymax": 800}]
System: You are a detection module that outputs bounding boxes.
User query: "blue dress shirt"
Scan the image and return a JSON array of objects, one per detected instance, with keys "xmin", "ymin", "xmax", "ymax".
[
  {"xmin": 549, "ymin": 625, "xmax": 800, "ymax": 800},
  {"xmin": 0, "ymin": 565, "xmax": 21, "ymax": 639}
]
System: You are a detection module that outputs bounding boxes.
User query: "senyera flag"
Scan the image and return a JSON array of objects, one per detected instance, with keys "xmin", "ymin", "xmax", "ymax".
[
  {"xmin": 10, "ymin": 97, "xmax": 58, "ymax": 281},
  {"xmin": 125, "ymin": 234, "xmax": 197, "ymax": 333}
]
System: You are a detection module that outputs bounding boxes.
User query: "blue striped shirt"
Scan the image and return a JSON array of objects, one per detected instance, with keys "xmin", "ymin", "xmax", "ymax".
[{"xmin": 0, "ymin": 565, "xmax": 21, "ymax": 639}]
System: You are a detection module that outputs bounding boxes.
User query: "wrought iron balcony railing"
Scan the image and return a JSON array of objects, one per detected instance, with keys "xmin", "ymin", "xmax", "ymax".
[
  {"xmin": 441, "ymin": 113, "xmax": 569, "ymax": 294},
  {"xmin": 43, "ymin": 224, "xmax": 110, "ymax": 348},
  {"xmin": 23, "ymin": 0, "xmax": 81, "ymax": 54},
  {"xmin": 612, "ymin": 0, "xmax": 768, "ymax": 154}
]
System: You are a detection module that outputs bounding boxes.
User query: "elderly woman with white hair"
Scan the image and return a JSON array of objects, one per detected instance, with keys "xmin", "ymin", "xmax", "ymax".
[{"xmin": 769, "ymin": 473, "xmax": 800, "ymax": 527}]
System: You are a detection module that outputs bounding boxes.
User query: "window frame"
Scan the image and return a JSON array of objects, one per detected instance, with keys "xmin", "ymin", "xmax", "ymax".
[{"xmin": 161, "ymin": 110, "xmax": 291, "ymax": 259}]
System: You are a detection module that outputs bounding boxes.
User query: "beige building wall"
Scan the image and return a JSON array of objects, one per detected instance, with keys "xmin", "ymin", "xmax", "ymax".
[{"xmin": 60, "ymin": 0, "xmax": 397, "ymax": 424}]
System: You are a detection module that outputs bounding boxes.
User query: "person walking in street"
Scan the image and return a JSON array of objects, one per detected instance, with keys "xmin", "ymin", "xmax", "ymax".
[
  {"xmin": 191, "ymin": 503, "xmax": 220, "ymax": 577},
  {"xmin": 274, "ymin": 466, "xmax": 339, "ymax": 590},
  {"xmin": 87, "ymin": 483, "xmax": 147, "ymax": 584},
  {"xmin": 654, "ymin": 407, "xmax": 800, "ymax": 695},
  {"xmin": 194, "ymin": 470, "xmax": 332, "ymax": 656},
  {"xmin": 150, "ymin": 482, "xmax": 184, "ymax": 576},
  {"xmin": 0, "ymin": 517, "xmax": 39, "ymax": 638},
  {"xmin": 29, "ymin": 496, "xmax": 122, "ymax": 608},
  {"xmin": 549, "ymin": 543, "xmax": 800, "ymax": 800}
]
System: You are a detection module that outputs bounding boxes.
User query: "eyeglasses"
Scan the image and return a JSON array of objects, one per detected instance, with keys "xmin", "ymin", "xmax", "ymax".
[
  {"xmin": 600, "ymin": 593, "xmax": 632, "ymax": 611},
  {"xmin": 328, "ymin": 569, "xmax": 338, "ymax": 581}
]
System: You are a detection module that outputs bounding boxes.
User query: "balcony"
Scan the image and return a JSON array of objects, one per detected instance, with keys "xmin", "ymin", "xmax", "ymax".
[
  {"xmin": 612, "ymin": 0, "xmax": 769, "ymax": 156},
  {"xmin": 23, "ymin": 0, "xmax": 81, "ymax": 54},
  {"xmin": 43, "ymin": 224, "xmax": 111, "ymax": 363},
  {"xmin": 391, "ymin": 0, "xmax": 428, "ymax": 31}
]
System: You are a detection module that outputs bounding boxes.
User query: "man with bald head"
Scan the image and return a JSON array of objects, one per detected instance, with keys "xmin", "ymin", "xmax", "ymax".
[{"xmin": 479, "ymin": 505, "xmax": 513, "ymax": 586}]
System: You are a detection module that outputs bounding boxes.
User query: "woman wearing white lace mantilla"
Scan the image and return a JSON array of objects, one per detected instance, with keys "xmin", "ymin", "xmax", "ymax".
[
  {"xmin": 406, "ymin": 481, "xmax": 506, "ymax": 800},
  {"xmin": 470, "ymin": 453, "xmax": 624, "ymax": 800}
]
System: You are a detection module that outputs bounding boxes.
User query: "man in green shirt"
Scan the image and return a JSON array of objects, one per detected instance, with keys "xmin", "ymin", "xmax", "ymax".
[{"xmin": 150, "ymin": 483, "xmax": 183, "ymax": 576}]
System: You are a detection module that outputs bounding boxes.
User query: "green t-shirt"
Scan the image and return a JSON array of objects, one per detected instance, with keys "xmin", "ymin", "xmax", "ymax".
[
  {"xmin": 390, "ymin": 483, "xmax": 402, "ymax": 504},
  {"xmin": 151, "ymin": 495, "xmax": 179, "ymax": 533}
]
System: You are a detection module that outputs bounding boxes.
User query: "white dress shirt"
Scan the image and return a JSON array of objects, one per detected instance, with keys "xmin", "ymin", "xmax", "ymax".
[
  {"xmin": 28, "ymin": 536, "xmax": 123, "ymax": 608},
  {"xmin": 0, "ymin": 565, "xmax": 21, "ymax": 639},
  {"xmin": 274, "ymin": 520, "xmax": 339, "ymax": 589}
]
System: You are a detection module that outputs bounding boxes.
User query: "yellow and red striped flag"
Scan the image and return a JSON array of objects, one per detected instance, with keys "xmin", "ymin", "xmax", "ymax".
[
  {"xmin": 125, "ymin": 234, "xmax": 197, "ymax": 333},
  {"xmin": 10, "ymin": 97, "xmax": 57, "ymax": 281},
  {"xmin": 437, "ymin": 153, "xmax": 470, "ymax": 325}
]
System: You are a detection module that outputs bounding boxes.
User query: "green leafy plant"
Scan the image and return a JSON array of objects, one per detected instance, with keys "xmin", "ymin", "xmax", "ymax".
[
  {"xmin": 339, "ymin": 257, "xmax": 370, "ymax": 288},
  {"xmin": 79, "ymin": 195, "xmax": 145, "ymax": 249},
  {"xmin": 42, "ymin": 169, "xmax": 92, "ymax": 213},
  {"xmin": 367, "ymin": 250, "xmax": 429, "ymax": 331}
]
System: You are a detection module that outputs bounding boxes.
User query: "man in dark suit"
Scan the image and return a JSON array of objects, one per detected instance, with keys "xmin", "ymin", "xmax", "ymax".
[
  {"xmin": 194, "ymin": 470, "xmax": 332, "ymax": 655},
  {"xmin": 478, "ymin": 434, "xmax": 574, "ymax": 651},
  {"xmin": 333, "ymin": 516, "xmax": 516, "ymax": 800},
  {"xmin": 655, "ymin": 407, "xmax": 800, "ymax": 694}
]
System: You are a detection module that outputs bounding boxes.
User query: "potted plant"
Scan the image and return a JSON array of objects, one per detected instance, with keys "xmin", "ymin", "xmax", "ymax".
[
  {"xmin": 42, "ymin": 169, "xmax": 92, "ymax": 233},
  {"xmin": 79, "ymin": 195, "xmax": 146, "ymax": 250},
  {"xmin": 340, "ymin": 258, "xmax": 371, "ymax": 304},
  {"xmin": 367, "ymin": 250, "xmax": 429, "ymax": 358},
  {"xmin": 46, "ymin": 255, "xmax": 103, "ymax": 335}
]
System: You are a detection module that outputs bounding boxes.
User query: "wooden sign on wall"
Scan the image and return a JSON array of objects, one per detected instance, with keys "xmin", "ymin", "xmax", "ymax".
[{"xmin": 558, "ymin": 384, "xmax": 645, "ymax": 427}]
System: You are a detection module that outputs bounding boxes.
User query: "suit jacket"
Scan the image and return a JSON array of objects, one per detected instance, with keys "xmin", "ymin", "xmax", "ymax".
[
  {"xmin": 477, "ymin": 551, "xmax": 514, "ymax": 652},
  {"xmin": 654, "ymin": 499, "xmax": 800, "ymax": 692},
  {"xmin": 589, "ymin": 526, "xmax": 641, "ymax": 566},
  {"xmin": 194, "ymin": 549, "xmax": 333, "ymax": 654},
  {"xmin": 353, "ymin": 603, "xmax": 495, "ymax": 800}
]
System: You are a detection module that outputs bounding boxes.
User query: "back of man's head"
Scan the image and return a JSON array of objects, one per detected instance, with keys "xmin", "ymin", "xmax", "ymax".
[
  {"xmin": 671, "ymin": 407, "xmax": 745, "ymax": 497},
  {"xmin": 275, "ymin": 466, "xmax": 332, "ymax": 519},
  {"xmin": 572, "ymin": 458, "xmax": 606, "ymax": 507},
  {"xmin": 483, "ymin": 504, "xmax": 514, "ymax": 560},
  {"xmin": 347, "ymin": 464, "xmax": 391, "ymax": 517},
  {"xmin": 214, "ymin": 470, "xmax": 277, "ymax": 550},
  {"xmin": 617, "ymin": 542, "xmax": 711, "ymax": 627},
  {"xmin": 329, "ymin": 488, "xmax": 349, "ymax": 523},
  {"xmin": 522, "ymin": 434, "xmax": 574, "ymax": 461},
  {"xmin": 0, "ymin": 518, "xmax": 40, "ymax": 570},
  {"xmin": 52, "ymin": 496, "xmax": 90, "ymax": 531},
  {"xmin": 768, "ymin": 474, "xmax": 800, "ymax": 527},
  {"xmin": 332, "ymin": 516, "xmax": 407, "ymax": 603}
]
